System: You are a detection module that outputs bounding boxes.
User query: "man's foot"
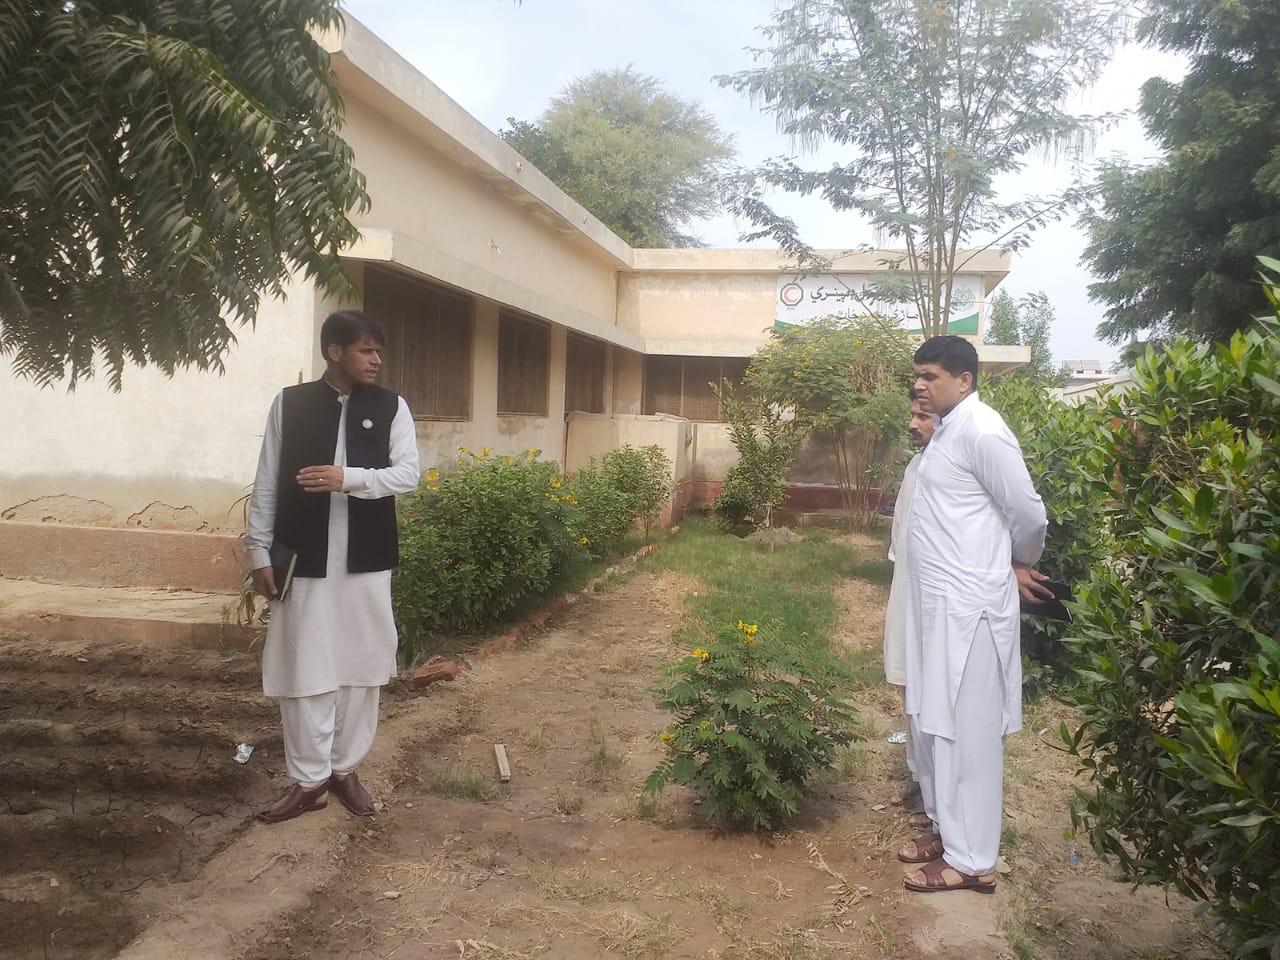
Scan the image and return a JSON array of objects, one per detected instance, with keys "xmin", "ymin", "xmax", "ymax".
[
  {"xmin": 897, "ymin": 832, "xmax": 945, "ymax": 863},
  {"xmin": 256, "ymin": 783, "xmax": 328, "ymax": 824},
  {"xmin": 906, "ymin": 811, "xmax": 933, "ymax": 830},
  {"xmin": 329, "ymin": 770, "xmax": 377, "ymax": 817},
  {"xmin": 890, "ymin": 780, "xmax": 921, "ymax": 806},
  {"xmin": 903, "ymin": 857, "xmax": 997, "ymax": 894}
]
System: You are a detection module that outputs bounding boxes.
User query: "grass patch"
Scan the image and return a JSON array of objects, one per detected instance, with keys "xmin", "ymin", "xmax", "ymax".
[
  {"xmin": 420, "ymin": 765, "xmax": 506, "ymax": 802},
  {"xmin": 531, "ymin": 864, "xmax": 623, "ymax": 904},
  {"xmin": 584, "ymin": 721, "xmax": 625, "ymax": 782},
  {"xmin": 552, "ymin": 787, "xmax": 584, "ymax": 816},
  {"xmin": 649, "ymin": 520, "xmax": 868, "ymax": 651},
  {"xmin": 618, "ymin": 791, "xmax": 661, "ymax": 822}
]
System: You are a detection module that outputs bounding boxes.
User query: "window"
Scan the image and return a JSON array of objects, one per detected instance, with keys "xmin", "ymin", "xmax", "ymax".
[
  {"xmin": 565, "ymin": 333, "xmax": 606, "ymax": 414},
  {"xmin": 498, "ymin": 310, "xmax": 550, "ymax": 416},
  {"xmin": 364, "ymin": 266, "xmax": 472, "ymax": 419},
  {"xmin": 643, "ymin": 356, "xmax": 748, "ymax": 422}
]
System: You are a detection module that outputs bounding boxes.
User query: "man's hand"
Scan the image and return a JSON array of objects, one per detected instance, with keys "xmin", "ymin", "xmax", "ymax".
[
  {"xmin": 1014, "ymin": 563, "xmax": 1055, "ymax": 602},
  {"xmin": 297, "ymin": 465, "xmax": 344, "ymax": 493},
  {"xmin": 251, "ymin": 565, "xmax": 278, "ymax": 599}
]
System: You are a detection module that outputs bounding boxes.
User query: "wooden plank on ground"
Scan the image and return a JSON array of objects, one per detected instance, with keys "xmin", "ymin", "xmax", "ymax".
[{"xmin": 494, "ymin": 743, "xmax": 511, "ymax": 782}]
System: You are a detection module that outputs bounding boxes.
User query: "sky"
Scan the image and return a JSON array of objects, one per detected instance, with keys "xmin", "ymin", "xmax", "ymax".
[{"xmin": 342, "ymin": 0, "xmax": 1187, "ymax": 368}]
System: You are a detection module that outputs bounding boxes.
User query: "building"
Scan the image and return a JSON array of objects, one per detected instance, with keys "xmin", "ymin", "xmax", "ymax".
[{"xmin": 0, "ymin": 15, "xmax": 1026, "ymax": 541}]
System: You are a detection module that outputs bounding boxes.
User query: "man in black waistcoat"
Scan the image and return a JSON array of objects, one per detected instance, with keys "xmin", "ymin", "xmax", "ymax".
[{"xmin": 246, "ymin": 310, "xmax": 420, "ymax": 823}]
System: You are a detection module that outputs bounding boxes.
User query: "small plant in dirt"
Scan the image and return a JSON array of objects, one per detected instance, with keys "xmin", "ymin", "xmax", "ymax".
[
  {"xmin": 645, "ymin": 620, "xmax": 860, "ymax": 830},
  {"xmin": 567, "ymin": 444, "xmax": 672, "ymax": 557},
  {"xmin": 712, "ymin": 382, "xmax": 806, "ymax": 533},
  {"xmin": 421, "ymin": 765, "xmax": 506, "ymax": 802}
]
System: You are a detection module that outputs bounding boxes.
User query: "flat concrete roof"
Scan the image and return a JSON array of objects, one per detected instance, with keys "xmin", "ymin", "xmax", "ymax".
[{"xmin": 631, "ymin": 248, "xmax": 1012, "ymax": 278}]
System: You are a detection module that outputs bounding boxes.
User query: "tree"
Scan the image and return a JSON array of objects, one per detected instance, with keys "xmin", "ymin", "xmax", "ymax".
[
  {"xmin": 744, "ymin": 316, "xmax": 915, "ymax": 526},
  {"xmin": 719, "ymin": 0, "xmax": 1127, "ymax": 337},
  {"xmin": 502, "ymin": 67, "xmax": 734, "ymax": 247},
  {"xmin": 1082, "ymin": 0, "xmax": 1280, "ymax": 346},
  {"xmin": 1016, "ymin": 292, "xmax": 1061, "ymax": 384},
  {"xmin": 985, "ymin": 290, "xmax": 1021, "ymax": 346},
  {"xmin": 0, "ymin": 0, "xmax": 369, "ymax": 389}
]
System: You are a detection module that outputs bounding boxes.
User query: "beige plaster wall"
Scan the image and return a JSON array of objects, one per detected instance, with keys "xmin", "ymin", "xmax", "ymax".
[
  {"xmin": 617, "ymin": 272, "xmax": 776, "ymax": 357},
  {"xmin": 0, "ymin": 276, "xmax": 328, "ymax": 533},
  {"xmin": 340, "ymin": 89, "xmax": 620, "ymax": 336}
]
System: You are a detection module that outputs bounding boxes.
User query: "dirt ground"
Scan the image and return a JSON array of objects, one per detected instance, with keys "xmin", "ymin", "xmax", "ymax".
[
  {"xmin": 0, "ymin": 631, "xmax": 280, "ymax": 959},
  {"xmin": 0, "ymin": 534, "xmax": 1225, "ymax": 960}
]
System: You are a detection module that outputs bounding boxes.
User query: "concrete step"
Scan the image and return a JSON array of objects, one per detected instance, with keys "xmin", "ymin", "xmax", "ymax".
[
  {"xmin": 0, "ymin": 578, "xmax": 253, "ymax": 651},
  {"xmin": 0, "ymin": 520, "xmax": 247, "ymax": 592}
]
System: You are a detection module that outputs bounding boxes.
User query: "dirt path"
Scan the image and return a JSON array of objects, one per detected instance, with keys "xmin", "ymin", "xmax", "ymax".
[
  {"xmin": 1, "ymin": 533, "xmax": 1222, "ymax": 960},
  {"xmin": 241, "ymin": 539, "xmax": 1220, "ymax": 960}
]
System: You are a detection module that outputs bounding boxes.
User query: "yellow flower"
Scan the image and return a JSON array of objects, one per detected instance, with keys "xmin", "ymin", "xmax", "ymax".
[
  {"xmin": 458, "ymin": 445, "xmax": 468, "ymax": 453},
  {"xmin": 698, "ymin": 719, "xmax": 712, "ymax": 731},
  {"xmin": 550, "ymin": 478, "xmax": 561, "ymax": 490},
  {"xmin": 481, "ymin": 447, "xmax": 491, "ymax": 458},
  {"xmin": 659, "ymin": 731, "xmax": 675, "ymax": 744},
  {"xmin": 425, "ymin": 469, "xmax": 440, "ymax": 483},
  {"xmin": 691, "ymin": 647, "xmax": 710, "ymax": 662},
  {"xmin": 578, "ymin": 536, "xmax": 589, "ymax": 546}
]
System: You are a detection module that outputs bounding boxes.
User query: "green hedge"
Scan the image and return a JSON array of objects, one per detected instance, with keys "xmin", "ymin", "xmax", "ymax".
[
  {"xmin": 1065, "ymin": 304, "xmax": 1280, "ymax": 956},
  {"xmin": 393, "ymin": 446, "xmax": 670, "ymax": 664}
]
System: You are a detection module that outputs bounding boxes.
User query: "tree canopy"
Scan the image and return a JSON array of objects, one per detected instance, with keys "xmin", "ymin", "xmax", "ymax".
[
  {"xmin": 501, "ymin": 67, "xmax": 735, "ymax": 248},
  {"xmin": 719, "ymin": 0, "xmax": 1127, "ymax": 337},
  {"xmin": 1081, "ymin": 0, "xmax": 1280, "ymax": 347},
  {"xmin": 0, "ymin": 0, "xmax": 369, "ymax": 389}
]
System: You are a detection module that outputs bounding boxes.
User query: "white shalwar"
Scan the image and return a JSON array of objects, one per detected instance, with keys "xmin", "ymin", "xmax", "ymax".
[
  {"xmin": 883, "ymin": 453, "xmax": 922, "ymax": 687},
  {"xmin": 904, "ymin": 392, "xmax": 1046, "ymax": 876},
  {"xmin": 247, "ymin": 388, "xmax": 420, "ymax": 785}
]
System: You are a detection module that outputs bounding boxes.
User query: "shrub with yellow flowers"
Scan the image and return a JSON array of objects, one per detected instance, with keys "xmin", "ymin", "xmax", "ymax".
[
  {"xmin": 645, "ymin": 620, "xmax": 859, "ymax": 830},
  {"xmin": 565, "ymin": 444, "xmax": 671, "ymax": 559},
  {"xmin": 393, "ymin": 448, "xmax": 584, "ymax": 663}
]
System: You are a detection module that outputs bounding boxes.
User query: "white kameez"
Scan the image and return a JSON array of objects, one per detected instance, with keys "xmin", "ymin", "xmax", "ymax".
[
  {"xmin": 903, "ymin": 391, "xmax": 1046, "ymax": 877},
  {"xmin": 246, "ymin": 390, "xmax": 421, "ymax": 699},
  {"xmin": 904, "ymin": 392, "xmax": 1046, "ymax": 740},
  {"xmin": 883, "ymin": 453, "xmax": 922, "ymax": 686}
]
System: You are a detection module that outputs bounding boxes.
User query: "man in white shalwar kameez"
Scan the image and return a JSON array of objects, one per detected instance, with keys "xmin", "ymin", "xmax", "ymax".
[
  {"xmin": 883, "ymin": 393, "xmax": 936, "ymax": 808},
  {"xmin": 247, "ymin": 310, "xmax": 420, "ymax": 824},
  {"xmin": 898, "ymin": 336, "xmax": 1051, "ymax": 894}
]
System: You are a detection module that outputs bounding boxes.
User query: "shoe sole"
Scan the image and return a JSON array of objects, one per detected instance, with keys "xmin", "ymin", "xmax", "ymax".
[{"xmin": 256, "ymin": 797, "xmax": 328, "ymax": 824}]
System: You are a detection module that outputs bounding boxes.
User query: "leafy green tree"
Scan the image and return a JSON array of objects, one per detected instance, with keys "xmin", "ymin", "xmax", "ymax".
[
  {"xmin": 0, "ymin": 0, "xmax": 369, "ymax": 389},
  {"xmin": 1016, "ymin": 292, "xmax": 1063, "ymax": 385},
  {"xmin": 502, "ymin": 68, "xmax": 735, "ymax": 247},
  {"xmin": 745, "ymin": 316, "xmax": 915, "ymax": 526},
  {"xmin": 985, "ymin": 289, "xmax": 1021, "ymax": 346},
  {"xmin": 719, "ymin": 0, "xmax": 1127, "ymax": 336},
  {"xmin": 1082, "ymin": 0, "xmax": 1280, "ymax": 346}
]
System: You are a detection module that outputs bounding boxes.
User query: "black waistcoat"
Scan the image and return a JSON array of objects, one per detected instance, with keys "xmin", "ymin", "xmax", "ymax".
[{"xmin": 274, "ymin": 379, "xmax": 400, "ymax": 578}]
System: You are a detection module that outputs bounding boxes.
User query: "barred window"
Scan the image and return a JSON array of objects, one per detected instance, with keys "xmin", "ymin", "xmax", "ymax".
[
  {"xmin": 565, "ymin": 333, "xmax": 606, "ymax": 414},
  {"xmin": 643, "ymin": 356, "xmax": 748, "ymax": 422},
  {"xmin": 364, "ymin": 266, "xmax": 472, "ymax": 420},
  {"xmin": 498, "ymin": 310, "xmax": 550, "ymax": 416}
]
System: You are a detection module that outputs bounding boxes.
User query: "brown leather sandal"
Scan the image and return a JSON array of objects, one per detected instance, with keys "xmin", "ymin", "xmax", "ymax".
[
  {"xmin": 906, "ymin": 811, "xmax": 933, "ymax": 830},
  {"xmin": 890, "ymin": 781, "xmax": 921, "ymax": 806},
  {"xmin": 898, "ymin": 832, "xmax": 944, "ymax": 864},
  {"xmin": 329, "ymin": 770, "xmax": 377, "ymax": 817},
  {"xmin": 903, "ymin": 857, "xmax": 997, "ymax": 894}
]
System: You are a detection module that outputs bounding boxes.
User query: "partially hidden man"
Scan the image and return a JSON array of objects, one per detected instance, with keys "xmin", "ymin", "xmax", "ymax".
[
  {"xmin": 247, "ymin": 310, "xmax": 421, "ymax": 824},
  {"xmin": 899, "ymin": 335, "xmax": 1052, "ymax": 893}
]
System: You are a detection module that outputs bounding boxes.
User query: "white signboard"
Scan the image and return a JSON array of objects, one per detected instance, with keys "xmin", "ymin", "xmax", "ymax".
[{"xmin": 775, "ymin": 273, "xmax": 982, "ymax": 334}]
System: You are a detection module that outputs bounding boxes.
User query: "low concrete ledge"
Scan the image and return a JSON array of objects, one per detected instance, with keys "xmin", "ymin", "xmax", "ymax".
[{"xmin": 0, "ymin": 521, "xmax": 248, "ymax": 593}]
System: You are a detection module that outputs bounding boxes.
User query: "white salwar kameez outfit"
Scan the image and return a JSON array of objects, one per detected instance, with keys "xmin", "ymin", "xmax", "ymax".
[
  {"xmin": 247, "ymin": 388, "xmax": 420, "ymax": 788},
  {"xmin": 904, "ymin": 392, "xmax": 1046, "ymax": 877},
  {"xmin": 884, "ymin": 453, "xmax": 922, "ymax": 777}
]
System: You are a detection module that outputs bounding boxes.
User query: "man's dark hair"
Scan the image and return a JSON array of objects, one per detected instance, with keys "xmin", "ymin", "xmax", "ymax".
[
  {"xmin": 914, "ymin": 335, "xmax": 979, "ymax": 387},
  {"xmin": 908, "ymin": 385, "xmax": 922, "ymax": 403},
  {"xmin": 321, "ymin": 310, "xmax": 385, "ymax": 354}
]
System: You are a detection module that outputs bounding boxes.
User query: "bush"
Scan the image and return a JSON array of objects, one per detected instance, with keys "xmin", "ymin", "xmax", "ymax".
[
  {"xmin": 567, "ymin": 444, "xmax": 671, "ymax": 557},
  {"xmin": 644, "ymin": 620, "xmax": 860, "ymax": 830},
  {"xmin": 983, "ymin": 375, "xmax": 1113, "ymax": 693},
  {"xmin": 393, "ymin": 450, "xmax": 583, "ymax": 658},
  {"xmin": 712, "ymin": 383, "xmax": 805, "ymax": 531},
  {"xmin": 1066, "ymin": 296, "xmax": 1280, "ymax": 955}
]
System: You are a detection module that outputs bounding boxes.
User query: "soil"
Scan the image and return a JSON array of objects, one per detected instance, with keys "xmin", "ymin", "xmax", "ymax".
[
  {"xmin": 0, "ymin": 536, "xmax": 1226, "ymax": 960},
  {"xmin": 0, "ymin": 631, "xmax": 281, "ymax": 960}
]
